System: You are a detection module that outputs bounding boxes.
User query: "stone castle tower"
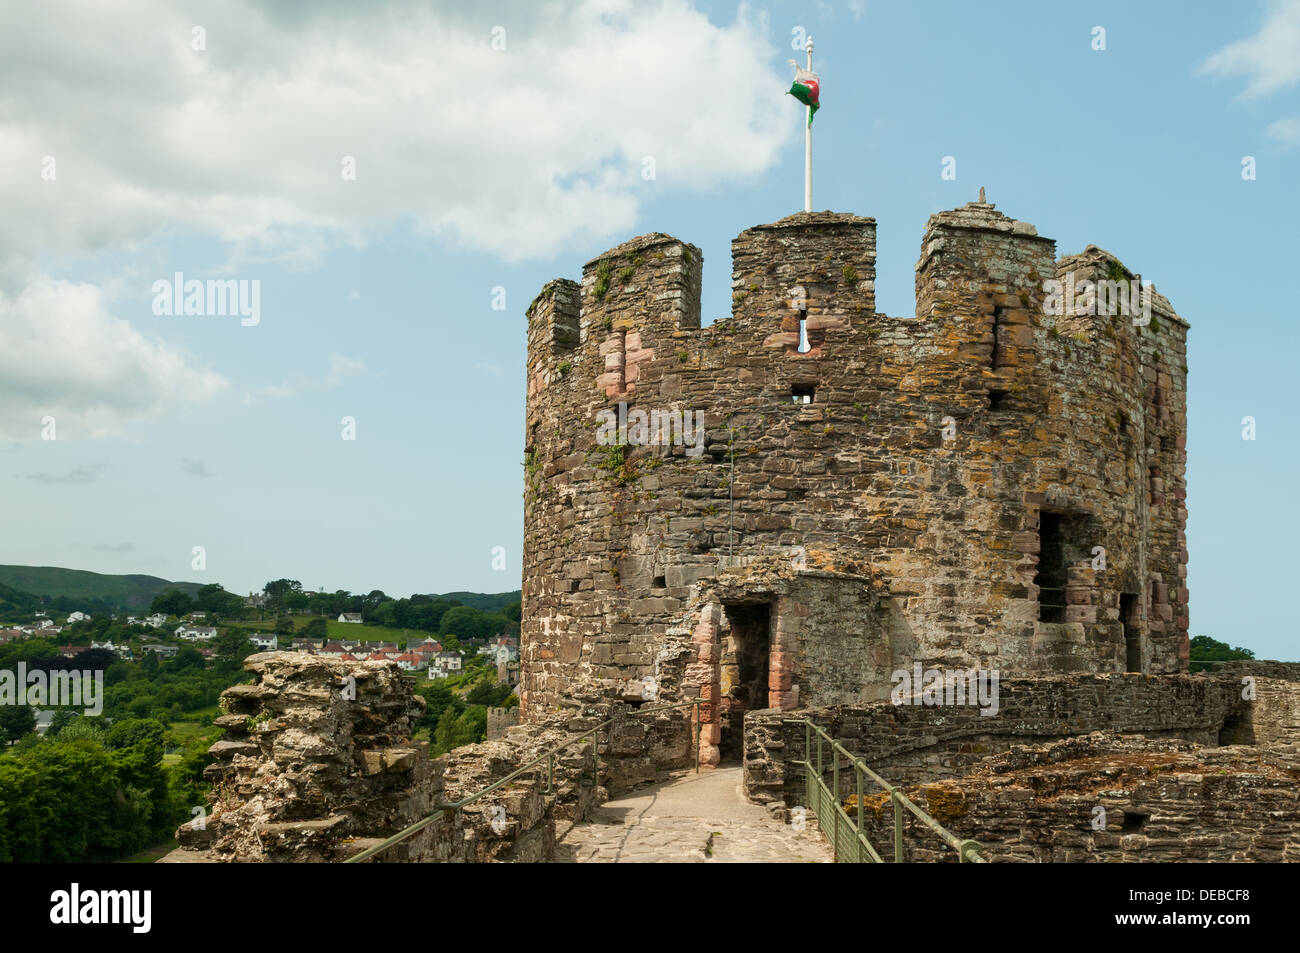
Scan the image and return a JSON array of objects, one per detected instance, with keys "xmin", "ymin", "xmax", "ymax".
[{"xmin": 521, "ymin": 199, "xmax": 1189, "ymax": 764}]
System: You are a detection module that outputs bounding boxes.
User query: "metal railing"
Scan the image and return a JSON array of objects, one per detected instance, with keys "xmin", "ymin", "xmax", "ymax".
[
  {"xmin": 785, "ymin": 718, "xmax": 986, "ymax": 864},
  {"xmin": 345, "ymin": 698, "xmax": 702, "ymax": 863}
]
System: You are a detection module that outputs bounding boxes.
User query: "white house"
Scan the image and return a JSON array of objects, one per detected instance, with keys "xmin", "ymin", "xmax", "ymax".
[
  {"xmin": 392, "ymin": 652, "xmax": 426, "ymax": 672},
  {"xmin": 338, "ymin": 613, "xmax": 363, "ymax": 624},
  {"xmin": 248, "ymin": 633, "xmax": 278, "ymax": 652},
  {"xmin": 175, "ymin": 624, "xmax": 219, "ymax": 641},
  {"xmin": 427, "ymin": 651, "xmax": 464, "ymax": 679},
  {"xmin": 145, "ymin": 613, "xmax": 168, "ymax": 629},
  {"xmin": 91, "ymin": 640, "xmax": 133, "ymax": 660},
  {"xmin": 66, "ymin": 611, "xmax": 90, "ymax": 624}
]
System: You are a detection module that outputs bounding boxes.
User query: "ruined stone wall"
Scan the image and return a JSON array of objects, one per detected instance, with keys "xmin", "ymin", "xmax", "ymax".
[
  {"xmin": 164, "ymin": 654, "xmax": 694, "ymax": 863},
  {"xmin": 859, "ymin": 735, "xmax": 1300, "ymax": 863},
  {"xmin": 521, "ymin": 201, "xmax": 1189, "ymax": 733},
  {"xmin": 742, "ymin": 673, "xmax": 1246, "ymax": 805}
]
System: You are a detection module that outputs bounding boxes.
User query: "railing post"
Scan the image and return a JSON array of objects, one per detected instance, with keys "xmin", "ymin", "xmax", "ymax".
[
  {"xmin": 892, "ymin": 791, "xmax": 903, "ymax": 863},
  {"xmin": 832, "ymin": 747, "xmax": 840, "ymax": 861},
  {"xmin": 856, "ymin": 768, "xmax": 863, "ymax": 863}
]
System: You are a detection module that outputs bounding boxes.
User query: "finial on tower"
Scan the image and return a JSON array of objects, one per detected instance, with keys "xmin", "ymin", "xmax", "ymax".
[{"xmin": 979, "ymin": 186, "xmax": 986, "ymax": 203}]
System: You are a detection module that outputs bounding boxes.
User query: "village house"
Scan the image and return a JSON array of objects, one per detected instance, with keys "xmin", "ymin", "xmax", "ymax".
[
  {"xmin": 249, "ymin": 633, "xmax": 279, "ymax": 652},
  {"xmin": 338, "ymin": 612, "xmax": 363, "ymax": 624},
  {"xmin": 175, "ymin": 624, "xmax": 218, "ymax": 641},
  {"xmin": 91, "ymin": 640, "xmax": 133, "ymax": 660},
  {"xmin": 142, "ymin": 644, "xmax": 180, "ymax": 658},
  {"xmin": 427, "ymin": 651, "xmax": 464, "ymax": 679},
  {"xmin": 392, "ymin": 652, "xmax": 426, "ymax": 672}
]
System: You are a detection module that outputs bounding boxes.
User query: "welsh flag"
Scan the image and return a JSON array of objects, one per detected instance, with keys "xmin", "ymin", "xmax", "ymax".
[{"xmin": 787, "ymin": 65, "xmax": 820, "ymax": 125}]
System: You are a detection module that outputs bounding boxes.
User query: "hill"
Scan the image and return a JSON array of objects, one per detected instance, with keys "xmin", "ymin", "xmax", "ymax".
[
  {"xmin": 0, "ymin": 565, "xmax": 204, "ymax": 612},
  {"xmin": 431, "ymin": 591, "xmax": 520, "ymax": 612}
]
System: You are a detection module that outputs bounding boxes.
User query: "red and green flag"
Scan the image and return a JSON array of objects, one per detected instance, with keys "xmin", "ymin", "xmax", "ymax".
[{"xmin": 787, "ymin": 66, "xmax": 820, "ymax": 125}]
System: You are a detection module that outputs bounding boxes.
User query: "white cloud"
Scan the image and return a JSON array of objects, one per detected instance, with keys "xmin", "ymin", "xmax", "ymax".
[
  {"xmin": 1199, "ymin": 0, "xmax": 1300, "ymax": 99},
  {"xmin": 0, "ymin": 278, "xmax": 228, "ymax": 440},
  {"xmin": 0, "ymin": 0, "xmax": 791, "ymax": 272},
  {"xmin": 248, "ymin": 352, "xmax": 366, "ymax": 402},
  {"xmin": 1266, "ymin": 116, "xmax": 1300, "ymax": 145}
]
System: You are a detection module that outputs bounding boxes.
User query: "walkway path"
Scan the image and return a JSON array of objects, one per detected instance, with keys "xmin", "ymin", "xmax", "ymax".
[{"xmin": 554, "ymin": 765, "xmax": 832, "ymax": 863}]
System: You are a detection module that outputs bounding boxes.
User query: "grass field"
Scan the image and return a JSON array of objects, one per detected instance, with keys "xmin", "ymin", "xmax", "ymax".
[{"xmin": 227, "ymin": 616, "xmax": 439, "ymax": 645}]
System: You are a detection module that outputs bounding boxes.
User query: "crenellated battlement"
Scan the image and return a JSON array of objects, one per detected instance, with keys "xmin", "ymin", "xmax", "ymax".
[{"xmin": 520, "ymin": 200, "xmax": 1190, "ymax": 758}]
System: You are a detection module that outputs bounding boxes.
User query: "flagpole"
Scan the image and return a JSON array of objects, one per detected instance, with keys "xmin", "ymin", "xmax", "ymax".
[{"xmin": 804, "ymin": 35, "xmax": 813, "ymax": 213}]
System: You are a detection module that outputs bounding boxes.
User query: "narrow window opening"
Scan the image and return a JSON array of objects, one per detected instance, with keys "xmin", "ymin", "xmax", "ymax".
[
  {"xmin": 791, "ymin": 384, "xmax": 815, "ymax": 404},
  {"xmin": 617, "ymin": 330, "xmax": 628, "ymax": 392},
  {"xmin": 796, "ymin": 306, "xmax": 811, "ymax": 353},
  {"xmin": 988, "ymin": 389, "xmax": 1009, "ymax": 412},
  {"xmin": 1034, "ymin": 512, "xmax": 1067, "ymax": 623},
  {"xmin": 653, "ymin": 574, "xmax": 666, "ymax": 589},
  {"xmin": 1148, "ymin": 465, "xmax": 1159, "ymax": 502},
  {"xmin": 1120, "ymin": 592, "xmax": 1140, "ymax": 672}
]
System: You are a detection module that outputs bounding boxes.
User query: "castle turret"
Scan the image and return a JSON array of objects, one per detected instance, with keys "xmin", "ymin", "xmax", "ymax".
[{"xmin": 520, "ymin": 202, "xmax": 1189, "ymax": 759}]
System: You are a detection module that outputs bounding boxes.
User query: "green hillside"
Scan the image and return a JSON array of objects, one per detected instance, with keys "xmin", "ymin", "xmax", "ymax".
[
  {"xmin": 0, "ymin": 565, "xmax": 204, "ymax": 612},
  {"xmin": 430, "ymin": 591, "xmax": 520, "ymax": 612}
]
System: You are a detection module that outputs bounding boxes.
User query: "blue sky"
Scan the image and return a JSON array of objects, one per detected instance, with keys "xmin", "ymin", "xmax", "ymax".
[{"xmin": 0, "ymin": 1, "xmax": 1295, "ymax": 659}]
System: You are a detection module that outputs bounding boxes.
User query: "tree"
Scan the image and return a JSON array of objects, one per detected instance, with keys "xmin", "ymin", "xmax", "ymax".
[
  {"xmin": 272, "ymin": 615, "xmax": 294, "ymax": 636},
  {"xmin": 302, "ymin": 617, "xmax": 327, "ymax": 641},
  {"xmin": 0, "ymin": 706, "xmax": 36, "ymax": 745},
  {"xmin": 263, "ymin": 579, "xmax": 302, "ymax": 609},
  {"xmin": 46, "ymin": 709, "xmax": 77, "ymax": 737},
  {"xmin": 195, "ymin": 584, "xmax": 244, "ymax": 619},
  {"xmin": 140, "ymin": 649, "xmax": 159, "ymax": 675},
  {"xmin": 215, "ymin": 630, "xmax": 255, "ymax": 676},
  {"xmin": 1189, "ymin": 635, "xmax": 1255, "ymax": 673},
  {"xmin": 168, "ymin": 646, "xmax": 205, "ymax": 672},
  {"xmin": 149, "ymin": 588, "xmax": 193, "ymax": 618},
  {"xmin": 438, "ymin": 605, "xmax": 495, "ymax": 642}
]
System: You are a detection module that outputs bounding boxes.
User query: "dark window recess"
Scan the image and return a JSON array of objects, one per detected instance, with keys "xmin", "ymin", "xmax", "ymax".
[
  {"xmin": 791, "ymin": 384, "xmax": 815, "ymax": 404},
  {"xmin": 796, "ymin": 305, "xmax": 811, "ymax": 354},
  {"xmin": 1121, "ymin": 593, "xmax": 1140, "ymax": 672},
  {"xmin": 653, "ymin": 574, "xmax": 666, "ymax": 589},
  {"xmin": 1034, "ymin": 512, "xmax": 1067, "ymax": 623},
  {"xmin": 988, "ymin": 389, "xmax": 1009, "ymax": 412},
  {"xmin": 1118, "ymin": 415, "xmax": 1128, "ymax": 436},
  {"xmin": 991, "ymin": 307, "xmax": 1006, "ymax": 369},
  {"xmin": 1121, "ymin": 813, "xmax": 1148, "ymax": 833}
]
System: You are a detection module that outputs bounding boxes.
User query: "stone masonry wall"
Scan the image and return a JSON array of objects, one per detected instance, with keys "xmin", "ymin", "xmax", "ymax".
[
  {"xmin": 857, "ymin": 734, "xmax": 1300, "ymax": 862},
  {"xmin": 520, "ymin": 200, "xmax": 1190, "ymax": 738},
  {"xmin": 742, "ymin": 673, "xmax": 1247, "ymax": 806}
]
